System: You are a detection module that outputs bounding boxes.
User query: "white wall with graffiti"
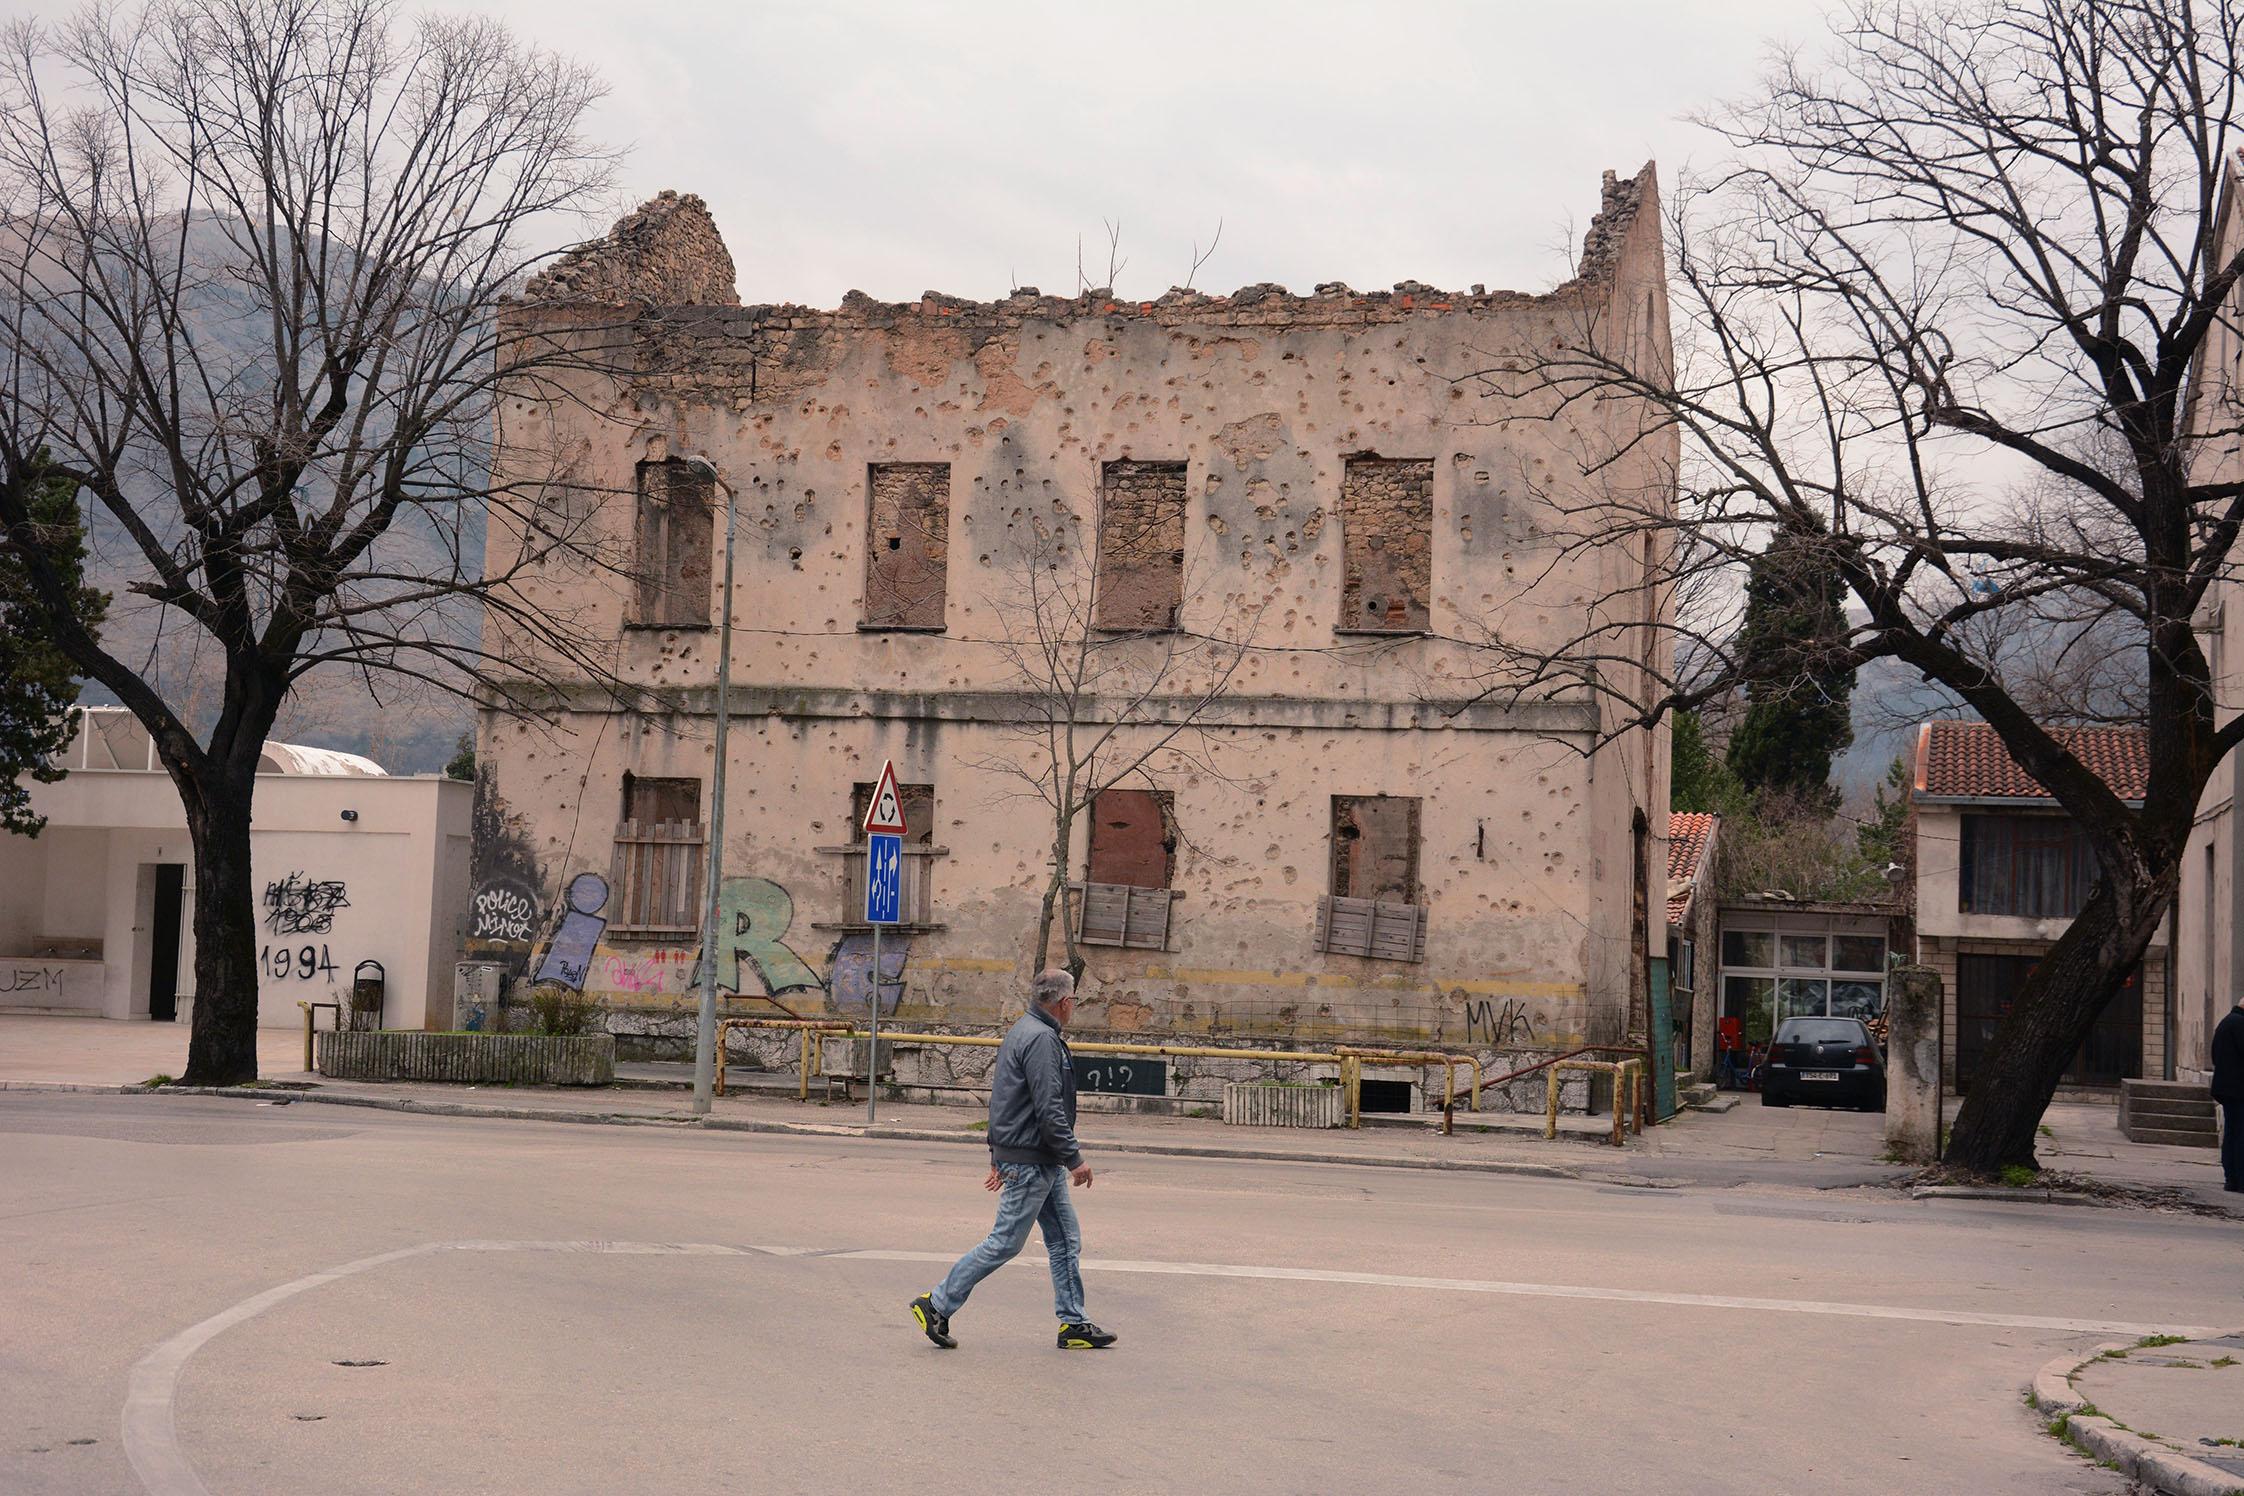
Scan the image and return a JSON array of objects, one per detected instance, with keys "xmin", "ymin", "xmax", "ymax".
[{"xmin": 3, "ymin": 741, "xmax": 470, "ymax": 1029}]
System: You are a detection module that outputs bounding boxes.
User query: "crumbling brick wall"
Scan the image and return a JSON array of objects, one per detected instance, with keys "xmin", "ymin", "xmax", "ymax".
[
  {"xmin": 525, "ymin": 190, "xmax": 740, "ymax": 307},
  {"xmin": 1340, "ymin": 458, "xmax": 1434, "ymax": 632},
  {"xmin": 1093, "ymin": 460, "xmax": 1187, "ymax": 630},
  {"xmin": 864, "ymin": 463, "xmax": 950, "ymax": 628}
]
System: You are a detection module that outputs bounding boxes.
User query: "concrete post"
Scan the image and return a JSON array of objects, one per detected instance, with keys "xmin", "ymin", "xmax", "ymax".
[{"xmin": 1884, "ymin": 964, "xmax": 1942, "ymax": 1163}]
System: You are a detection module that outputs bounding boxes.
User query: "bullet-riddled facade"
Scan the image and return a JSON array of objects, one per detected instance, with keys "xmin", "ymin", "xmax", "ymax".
[{"xmin": 472, "ymin": 172, "xmax": 1675, "ymax": 1102}]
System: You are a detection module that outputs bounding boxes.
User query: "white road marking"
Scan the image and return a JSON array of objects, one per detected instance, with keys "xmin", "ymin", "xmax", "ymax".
[{"xmin": 122, "ymin": 1239, "xmax": 2228, "ymax": 1494}]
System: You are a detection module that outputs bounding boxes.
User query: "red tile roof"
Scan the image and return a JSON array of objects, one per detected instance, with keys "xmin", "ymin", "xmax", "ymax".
[
  {"xmin": 1912, "ymin": 721, "xmax": 2149, "ymax": 803},
  {"xmin": 1666, "ymin": 811, "xmax": 1718, "ymax": 922}
]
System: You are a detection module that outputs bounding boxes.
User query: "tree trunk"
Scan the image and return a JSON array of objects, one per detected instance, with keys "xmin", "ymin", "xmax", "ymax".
[
  {"xmin": 1943, "ymin": 876, "xmax": 2171, "ymax": 1174},
  {"xmin": 1033, "ymin": 804, "xmax": 1074, "ymax": 974},
  {"xmin": 179, "ymin": 771, "xmax": 262, "ymax": 1087}
]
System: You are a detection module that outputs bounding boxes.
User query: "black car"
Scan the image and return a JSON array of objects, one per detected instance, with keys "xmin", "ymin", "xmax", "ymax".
[{"xmin": 1761, "ymin": 1016, "xmax": 1886, "ymax": 1111}]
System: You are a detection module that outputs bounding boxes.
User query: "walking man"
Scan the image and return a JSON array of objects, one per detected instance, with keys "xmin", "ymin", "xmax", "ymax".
[
  {"xmin": 911, "ymin": 969, "xmax": 1118, "ymax": 1350},
  {"xmin": 2213, "ymin": 993, "xmax": 2244, "ymax": 1194}
]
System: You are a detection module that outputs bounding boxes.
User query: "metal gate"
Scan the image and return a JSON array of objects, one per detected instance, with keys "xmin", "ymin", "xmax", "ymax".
[{"xmin": 1954, "ymin": 952, "xmax": 2141, "ymax": 1092}]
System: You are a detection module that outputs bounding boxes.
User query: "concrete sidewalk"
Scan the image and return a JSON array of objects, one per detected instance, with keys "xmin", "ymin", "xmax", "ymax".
[
  {"xmin": 2033, "ymin": 1333, "xmax": 2244, "ymax": 1495},
  {"xmin": 1, "ymin": 1013, "xmax": 2231, "ymax": 1206}
]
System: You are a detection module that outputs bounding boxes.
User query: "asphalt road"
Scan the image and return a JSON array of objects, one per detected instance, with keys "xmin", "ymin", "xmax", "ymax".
[{"xmin": 3, "ymin": 1091, "xmax": 2233, "ymax": 1495}]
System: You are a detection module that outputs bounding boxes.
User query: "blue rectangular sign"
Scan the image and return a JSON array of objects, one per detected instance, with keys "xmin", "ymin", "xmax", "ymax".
[{"xmin": 865, "ymin": 832, "xmax": 903, "ymax": 924}]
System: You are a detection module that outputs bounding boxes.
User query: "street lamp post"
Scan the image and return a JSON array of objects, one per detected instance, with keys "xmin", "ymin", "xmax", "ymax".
[{"xmin": 683, "ymin": 454, "xmax": 735, "ymax": 1117}]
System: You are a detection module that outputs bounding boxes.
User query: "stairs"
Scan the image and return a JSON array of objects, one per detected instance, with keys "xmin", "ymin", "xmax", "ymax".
[{"xmin": 2118, "ymin": 1079, "xmax": 2221, "ymax": 1148}]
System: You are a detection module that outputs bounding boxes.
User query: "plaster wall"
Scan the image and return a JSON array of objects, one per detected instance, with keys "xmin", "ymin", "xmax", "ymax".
[
  {"xmin": 474, "ymin": 168, "xmax": 1675, "ymax": 1071},
  {"xmin": 0, "ymin": 773, "xmax": 471, "ymax": 1028}
]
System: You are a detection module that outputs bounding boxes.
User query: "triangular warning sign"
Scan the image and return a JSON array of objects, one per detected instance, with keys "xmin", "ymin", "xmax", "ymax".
[{"xmin": 862, "ymin": 760, "xmax": 908, "ymax": 834}]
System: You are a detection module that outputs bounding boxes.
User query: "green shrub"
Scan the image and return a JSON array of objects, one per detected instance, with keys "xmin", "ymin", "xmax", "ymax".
[{"xmin": 528, "ymin": 983, "xmax": 604, "ymax": 1037}]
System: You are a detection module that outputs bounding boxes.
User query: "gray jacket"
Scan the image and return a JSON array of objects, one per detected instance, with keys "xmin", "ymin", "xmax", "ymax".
[{"xmin": 986, "ymin": 1005, "xmax": 1081, "ymax": 1168}]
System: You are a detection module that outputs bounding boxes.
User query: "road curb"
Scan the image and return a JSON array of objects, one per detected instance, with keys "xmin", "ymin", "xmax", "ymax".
[
  {"xmin": 1913, "ymin": 1184, "xmax": 2114, "ymax": 1208},
  {"xmin": 2029, "ymin": 1343, "xmax": 2244, "ymax": 1496},
  {"xmin": 42, "ymin": 1080, "xmax": 1582, "ymax": 1178}
]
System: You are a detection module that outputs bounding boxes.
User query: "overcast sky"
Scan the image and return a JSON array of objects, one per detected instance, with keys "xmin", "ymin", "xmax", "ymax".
[{"xmin": 116, "ymin": 0, "xmax": 1826, "ymax": 307}]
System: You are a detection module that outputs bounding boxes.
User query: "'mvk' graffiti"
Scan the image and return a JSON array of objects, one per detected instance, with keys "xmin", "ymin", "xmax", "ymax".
[{"xmin": 1464, "ymin": 998, "xmax": 1540, "ymax": 1046}]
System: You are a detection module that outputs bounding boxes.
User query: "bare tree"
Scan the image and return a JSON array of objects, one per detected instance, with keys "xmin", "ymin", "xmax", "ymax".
[
  {"xmin": 0, "ymin": 0, "xmax": 625, "ymax": 1084},
  {"xmin": 963, "ymin": 482, "xmax": 1258, "ymax": 976},
  {"xmin": 1464, "ymin": 0, "xmax": 2244, "ymax": 1172}
]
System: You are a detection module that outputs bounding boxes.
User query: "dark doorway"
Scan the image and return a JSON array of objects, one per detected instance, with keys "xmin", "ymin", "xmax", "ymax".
[
  {"xmin": 1955, "ymin": 952, "xmax": 2141, "ymax": 1091},
  {"xmin": 1357, "ymin": 1078, "xmax": 1413, "ymax": 1113},
  {"xmin": 149, "ymin": 865, "xmax": 184, "ymax": 1022}
]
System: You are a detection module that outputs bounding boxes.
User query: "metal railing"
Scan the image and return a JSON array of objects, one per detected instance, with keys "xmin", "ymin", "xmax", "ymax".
[
  {"xmin": 712, "ymin": 1016, "xmax": 1482, "ymax": 1128},
  {"xmin": 1544, "ymin": 1056, "xmax": 1649, "ymax": 1147}
]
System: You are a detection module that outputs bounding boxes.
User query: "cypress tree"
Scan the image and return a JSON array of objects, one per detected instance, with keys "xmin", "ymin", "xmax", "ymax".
[{"xmin": 1724, "ymin": 526, "xmax": 1854, "ymax": 809}]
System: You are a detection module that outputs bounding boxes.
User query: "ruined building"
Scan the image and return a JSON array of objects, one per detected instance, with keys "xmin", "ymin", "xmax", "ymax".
[{"xmin": 471, "ymin": 174, "xmax": 1674, "ymax": 1107}]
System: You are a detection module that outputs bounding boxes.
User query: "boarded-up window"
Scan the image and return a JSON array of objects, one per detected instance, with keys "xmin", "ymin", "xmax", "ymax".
[
  {"xmin": 837, "ymin": 781, "xmax": 940, "ymax": 927},
  {"xmin": 1093, "ymin": 461, "xmax": 1187, "ymax": 630},
  {"xmin": 612, "ymin": 775, "xmax": 704, "ymax": 935},
  {"xmin": 1078, "ymin": 789, "xmax": 1178, "ymax": 950},
  {"xmin": 631, "ymin": 460, "xmax": 714, "ymax": 628},
  {"xmin": 864, "ymin": 463, "xmax": 950, "ymax": 629},
  {"xmin": 1339, "ymin": 457, "xmax": 1433, "ymax": 633},
  {"xmin": 1318, "ymin": 794, "xmax": 1424, "ymax": 962}
]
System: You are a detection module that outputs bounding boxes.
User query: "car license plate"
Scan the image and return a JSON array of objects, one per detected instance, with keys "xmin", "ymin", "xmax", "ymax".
[{"xmin": 1801, "ymin": 1070, "xmax": 1840, "ymax": 1082}]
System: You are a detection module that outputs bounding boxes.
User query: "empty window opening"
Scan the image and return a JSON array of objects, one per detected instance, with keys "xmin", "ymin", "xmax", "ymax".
[
  {"xmin": 1317, "ymin": 795, "xmax": 1427, "ymax": 963},
  {"xmin": 1093, "ymin": 461, "xmax": 1187, "ymax": 630},
  {"xmin": 1331, "ymin": 794, "xmax": 1420, "ymax": 903},
  {"xmin": 1339, "ymin": 457, "xmax": 1433, "ymax": 633},
  {"xmin": 1079, "ymin": 788, "xmax": 1179, "ymax": 950},
  {"xmin": 863, "ymin": 463, "xmax": 951, "ymax": 629},
  {"xmin": 631, "ymin": 459, "xmax": 714, "ymax": 628},
  {"xmin": 851, "ymin": 781, "xmax": 936, "ymax": 846}
]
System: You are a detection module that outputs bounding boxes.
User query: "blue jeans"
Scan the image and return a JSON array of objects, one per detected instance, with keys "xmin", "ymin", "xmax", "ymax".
[{"xmin": 931, "ymin": 1161, "xmax": 1085, "ymax": 1322}]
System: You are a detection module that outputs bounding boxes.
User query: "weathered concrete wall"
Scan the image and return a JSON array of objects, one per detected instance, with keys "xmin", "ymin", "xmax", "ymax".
[{"xmin": 477, "ymin": 166, "xmax": 1676, "ymax": 1095}]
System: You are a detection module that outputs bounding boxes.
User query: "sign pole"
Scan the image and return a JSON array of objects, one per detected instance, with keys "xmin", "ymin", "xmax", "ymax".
[
  {"xmin": 860, "ymin": 759, "xmax": 908, "ymax": 1128},
  {"xmin": 868, "ymin": 922, "xmax": 881, "ymax": 1125}
]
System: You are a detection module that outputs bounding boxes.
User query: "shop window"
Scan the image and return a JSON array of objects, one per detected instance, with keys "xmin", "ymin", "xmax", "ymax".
[
  {"xmin": 863, "ymin": 463, "xmax": 951, "ymax": 629},
  {"xmin": 1339, "ymin": 457, "xmax": 1433, "ymax": 633},
  {"xmin": 1078, "ymin": 789, "xmax": 1178, "ymax": 949},
  {"xmin": 612, "ymin": 775, "xmax": 704, "ymax": 935},
  {"xmin": 1092, "ymin": 461, "xmax": 1187, "ymax": 631},
  {"xmin": 1718, "ymin": 920, "xmax": 1888, "ymax": 1040},
  {"xmin": 1317, "ymin": 795, "xmax": 1426, "ymax": 962},
  {"xmin": 630, "ymin": 460, "xmax": 714, "ymax": 628}
]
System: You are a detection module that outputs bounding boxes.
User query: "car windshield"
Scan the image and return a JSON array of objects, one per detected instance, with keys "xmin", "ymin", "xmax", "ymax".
[{"xmin": 1776, "ymin": 1018, "xmax": 1866, "ymax": 1044}]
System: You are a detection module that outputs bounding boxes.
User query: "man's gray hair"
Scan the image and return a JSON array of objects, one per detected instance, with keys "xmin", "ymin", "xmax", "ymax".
[{"xmin": 1031, "ymin": 968, "xmax": 1075, "ymax": 1008}]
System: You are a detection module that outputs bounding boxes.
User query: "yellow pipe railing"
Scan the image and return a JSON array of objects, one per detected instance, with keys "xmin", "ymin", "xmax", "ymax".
[
  {"xmin": 1544, "ymin": 1057, "xmax": 1647, "ymax": 1147},
  {"xmin": 710, "ymin": 1017, "xmax": 1484, "ymax": 1128}
]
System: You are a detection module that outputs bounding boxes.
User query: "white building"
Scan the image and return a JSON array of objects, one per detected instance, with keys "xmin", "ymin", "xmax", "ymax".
[{"xmin": 0, "ymin": 708, "xmax": 471, "ymax": 1030}]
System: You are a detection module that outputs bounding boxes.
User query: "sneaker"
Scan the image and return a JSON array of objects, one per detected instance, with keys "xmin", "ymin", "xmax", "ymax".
[
  {"xmin": 1057, "ymin": 1320, "xmax": 1117, "ymax": 1350},
  {"xmin": 911, "ymin": 1294, "xmax": 956, "ymax": 1349}
]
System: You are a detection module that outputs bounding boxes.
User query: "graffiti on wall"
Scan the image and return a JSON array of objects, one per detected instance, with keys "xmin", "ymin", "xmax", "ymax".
[
  {"xmin": 258, "ymin": 872, "xmax": 351, "ymax": 983},
  {"xmin": 1465, "ymin": 998, "xmax": 1540, "ymax": 1046},
  {"xmin": 3, "ymin": 966, "xmax": 64, "ymax": 994},
  {"xmin": 532, "ymin": 873, "xmax": 611, "ymax": 992},
  {"xmin": 510, "ymin": 867, "xmax": 896, "ymax": 1011},
  {"xmin": 263, "ymin": 872, "xmax": 350, "ymax": 935},
  {"xmin": 828, "ymin": 932, "xmax": 906, "ymax": 1017},
  {"xmin": 470, "ymin": 879, "xmax": 540, "ymax": 943}
]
